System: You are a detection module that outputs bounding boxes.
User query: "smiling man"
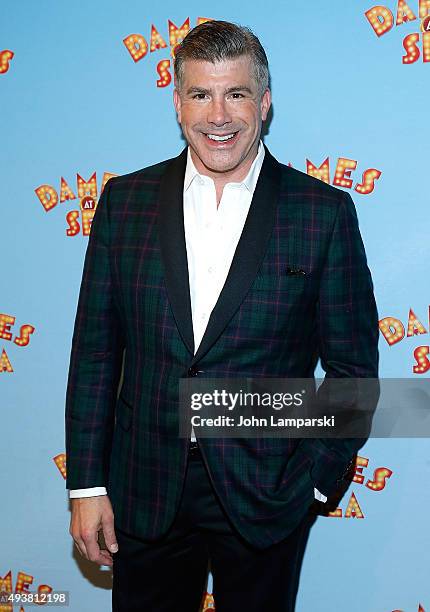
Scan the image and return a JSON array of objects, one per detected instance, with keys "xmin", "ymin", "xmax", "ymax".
[
  {"xmin": 65, "ymin": 20, "xmax": 379, "ymax": 612},
  {"xmin": 173, "ymin": 53, "xmax": 271, "ymax": 203}
]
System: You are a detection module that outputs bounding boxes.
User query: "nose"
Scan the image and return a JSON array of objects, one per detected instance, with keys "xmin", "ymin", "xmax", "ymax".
[{"xmin": 207, "ymin": 97, "xmax": 232, "ymax": 127}]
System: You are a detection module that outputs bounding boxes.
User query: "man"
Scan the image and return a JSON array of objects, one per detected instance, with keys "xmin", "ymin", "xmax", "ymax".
[{"xmin": 66, "ymin": 20, "xmax": 379, "ymax": 611}]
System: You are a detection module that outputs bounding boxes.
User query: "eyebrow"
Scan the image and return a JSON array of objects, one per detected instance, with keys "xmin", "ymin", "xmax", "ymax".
[{"xmin": 185, "ymin": 85, "xmax": 254, "ymax": 95}]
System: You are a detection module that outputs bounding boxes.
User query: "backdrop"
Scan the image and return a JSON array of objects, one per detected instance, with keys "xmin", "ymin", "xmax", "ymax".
[{"xmin": 1, "ymin": 1, "xmax": 429, "ymax": 610}]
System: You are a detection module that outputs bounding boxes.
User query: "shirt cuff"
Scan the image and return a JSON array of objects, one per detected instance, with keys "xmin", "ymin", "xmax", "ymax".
[
  {"xmin": 69, "ymin": 487, "xmax": 107, "ymax": 498},
  {"xmin": 314, "ymin": 487, "xmax": 328, "ymax": 503}
]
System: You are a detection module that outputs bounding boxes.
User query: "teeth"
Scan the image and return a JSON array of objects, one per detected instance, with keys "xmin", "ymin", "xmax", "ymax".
[{"xmin": 207, "ymin": 133, "xmax": 235, "ymax": 141}]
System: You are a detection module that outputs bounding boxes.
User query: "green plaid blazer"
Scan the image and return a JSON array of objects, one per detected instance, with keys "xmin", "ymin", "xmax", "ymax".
[{"xmin": 65, "ymin": 145, "xmax": 379, "ymax": 549}]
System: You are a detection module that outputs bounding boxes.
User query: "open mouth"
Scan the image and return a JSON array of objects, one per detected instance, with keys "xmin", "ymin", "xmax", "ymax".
[{"xmin": 204, "ymin": 131, "xmax": 239, "ymax": 145}]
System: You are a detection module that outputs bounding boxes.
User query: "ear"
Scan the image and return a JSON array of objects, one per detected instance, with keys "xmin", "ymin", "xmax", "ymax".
[
  {"xmin": 173, "ymin": 87, "xmax": 182, "ymax": 123},
  {"xmin": 260, "ymin": 88, "xmax": 271, "ymax": 121}
]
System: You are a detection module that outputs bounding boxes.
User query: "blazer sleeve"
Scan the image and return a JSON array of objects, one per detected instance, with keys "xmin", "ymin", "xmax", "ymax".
[
  {"xmin": 299, "ymin": 190, "xmax": 380, "ymax": 498},
  {"xmin": 65, "ymin": 178, "xmax": 124, "ymax": 490}
]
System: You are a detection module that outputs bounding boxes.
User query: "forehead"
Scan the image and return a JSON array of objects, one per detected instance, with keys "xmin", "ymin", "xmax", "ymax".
[{"xmin": 180, "ymin": 56, "xmax": 256, "ymax": 87}]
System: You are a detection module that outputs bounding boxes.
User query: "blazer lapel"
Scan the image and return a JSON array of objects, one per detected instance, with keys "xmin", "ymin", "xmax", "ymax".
[
  {"xmin": 157, "ymin": 145, "xmax": 282, "ymax": 364},
  {"xmin": 157, "ymin": 147, "xmax": 195, "ymax": 356}
]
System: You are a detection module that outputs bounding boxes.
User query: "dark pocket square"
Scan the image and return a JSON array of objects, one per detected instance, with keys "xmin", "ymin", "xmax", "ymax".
[{"xmin": 285, "ymin": 266, "xmax": 307, "ymax": 276}]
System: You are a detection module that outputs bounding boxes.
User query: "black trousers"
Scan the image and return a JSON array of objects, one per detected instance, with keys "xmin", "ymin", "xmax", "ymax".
[{"xmin": 112, "ymin": 444, "xmax": 315, "ymax": 612}]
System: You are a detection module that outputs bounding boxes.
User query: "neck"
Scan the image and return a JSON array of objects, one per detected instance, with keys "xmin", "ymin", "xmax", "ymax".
[{"xmin": 190, "ymin": 143, "xmax": 260, "ymax": 206}]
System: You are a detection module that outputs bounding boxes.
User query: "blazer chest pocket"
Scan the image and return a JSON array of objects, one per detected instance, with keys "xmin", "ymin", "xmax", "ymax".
[
  {"xmin": 251, "ymin": 272, "xmax": 308, "ymax": 293},
  {"xmin": 115, "ymin": 393, "xmax": 133, "ymax": 431}
]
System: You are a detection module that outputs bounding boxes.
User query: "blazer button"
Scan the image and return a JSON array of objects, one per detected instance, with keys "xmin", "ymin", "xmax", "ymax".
[{"xmin": 187, "ymin": 366, "xmax": 199, "ymax": 377}]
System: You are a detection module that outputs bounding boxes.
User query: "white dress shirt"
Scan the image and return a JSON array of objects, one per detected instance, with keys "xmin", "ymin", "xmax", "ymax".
[{"xmin": 69, "ymin": 142, "xmax": 327, "ymax": 503}]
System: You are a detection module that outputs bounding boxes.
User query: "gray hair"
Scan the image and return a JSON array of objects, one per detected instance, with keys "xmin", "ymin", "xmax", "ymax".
[{"xmin": 174, "ymin": 20, "xmax": 270, "ymax": 96}]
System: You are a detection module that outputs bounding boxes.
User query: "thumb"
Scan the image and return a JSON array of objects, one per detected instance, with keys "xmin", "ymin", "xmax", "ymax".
[{"xmin": 102, "ymin": 515, "xmax": 118, "ymax": 553}]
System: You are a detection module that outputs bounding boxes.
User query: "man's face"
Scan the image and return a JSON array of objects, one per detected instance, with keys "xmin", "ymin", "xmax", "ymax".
[{"xmin": 173, "ymin": 56, "xmax": 271, "ymax": 178}]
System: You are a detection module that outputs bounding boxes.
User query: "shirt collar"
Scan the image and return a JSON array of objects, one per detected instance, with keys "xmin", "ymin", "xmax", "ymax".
[{"xmin": 184, "ymin": 140, "xmax": 265, "ymax": 194}]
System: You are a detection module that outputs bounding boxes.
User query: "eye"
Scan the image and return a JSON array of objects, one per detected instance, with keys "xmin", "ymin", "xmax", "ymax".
[
  {"xmin": 192, "ymin": 93, "xmax": 208, "ymax": 100},
  {"xmin": 230, "ymin": 92, "xmax": 244, "ymax": 99}
]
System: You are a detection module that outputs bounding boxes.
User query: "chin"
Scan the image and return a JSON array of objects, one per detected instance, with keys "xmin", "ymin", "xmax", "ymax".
[
  {"xmin": 204, "ymin": 158, "xmax": 240, "ymax": 174},
  {"xmin": 204, "ymin": 149, "xmax": 243, "ymax": 170}
]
